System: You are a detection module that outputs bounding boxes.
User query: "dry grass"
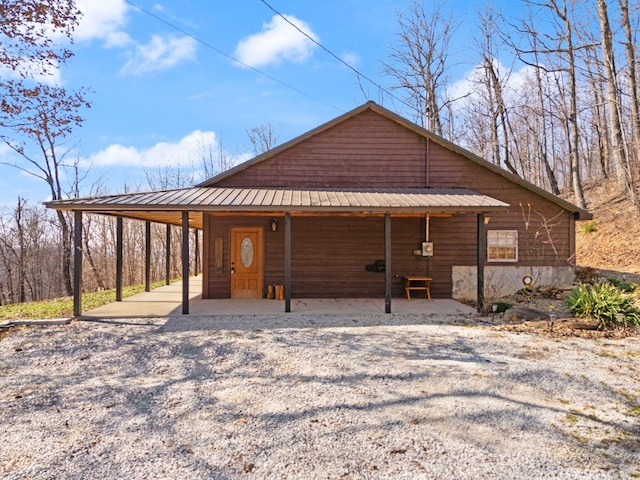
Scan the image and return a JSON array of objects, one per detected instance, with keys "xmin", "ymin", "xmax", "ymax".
[{"xmin": 575, "ymin": 180, "xmax": 640, "ymax": 275}]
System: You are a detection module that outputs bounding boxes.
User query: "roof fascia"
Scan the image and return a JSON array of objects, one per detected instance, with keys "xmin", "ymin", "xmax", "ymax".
[{"xmin": 45, "ymin": 204, "xmax": 509, "ymax": 215}]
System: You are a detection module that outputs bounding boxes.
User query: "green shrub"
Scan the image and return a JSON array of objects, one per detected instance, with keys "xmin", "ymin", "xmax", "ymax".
[
  {"xmin": 493, "ymin": 301, "xmax": 512, "ymax": 313},
  {"xmin": 580, "ymin": 220, "xmax": 597, "ymax": 233},
  {"xmin": 565, "ymin": 283, "xmax": 640, "ymax": 329},
  {"xmin": 606, "ymin": 277, "xmax": 636, "ymax": 293}
]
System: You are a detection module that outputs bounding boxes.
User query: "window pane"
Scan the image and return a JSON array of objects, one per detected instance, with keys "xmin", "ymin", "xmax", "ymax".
[{"xmin": 487, "ymin": 230, "xmax": 517, "ymax": 262}]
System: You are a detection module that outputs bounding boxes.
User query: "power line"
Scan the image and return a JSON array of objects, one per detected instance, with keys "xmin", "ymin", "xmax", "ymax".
[
  {"xmin": 258, "ymin": 0, "xmax": 414, "ymax": 111},
  {"xmin": 123, "ymin": 0, "xmax": 343, "ymax": 112}
]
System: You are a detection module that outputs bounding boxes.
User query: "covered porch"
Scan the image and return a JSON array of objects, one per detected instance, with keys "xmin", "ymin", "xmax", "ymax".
[
  {"xmin": 46, "ymin": 187, "xmax": 509, "ymax": 317},
  {"xmin": 80, "ymin": 275, "xmax": 477, "ymax": 319}
]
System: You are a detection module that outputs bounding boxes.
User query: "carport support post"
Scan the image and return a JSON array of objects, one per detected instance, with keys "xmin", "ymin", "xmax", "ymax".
[
  {"xmin": 165, "ymin": 224, "xmax": 171, "ymax": 285},
  {"xmin": 73, "ymin": 210, "xmax": 83, "ymax": 317},
  {"xmin": 145, "ymin": 220, "xmax": 151, "ymax": 292},
  {"xmin": 181, "ymin": 211, "xmax": 190, "ymax": 314},
  {"xmin": 385, "ymin": 213, "xmax": 392, "ymax": 314},
  {"xmin": 115, "ymin": 216, "xmax": 123, "ymax": 302},
  {"xmin": 284, "ymin": 212, "xmax": 291, "ymax": 313},
  {"xmin": 194, "ymin": 229, "xmax": 200, "ymax": 276},
  {"xmin": 477, "ymin": 213, "xmax": 486, "ymax": 313}
]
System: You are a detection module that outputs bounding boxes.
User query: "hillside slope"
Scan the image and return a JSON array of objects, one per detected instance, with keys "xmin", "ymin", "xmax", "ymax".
[{"xmin": 575, "ymin": 180, "xmax": 640, "ymax": 275}]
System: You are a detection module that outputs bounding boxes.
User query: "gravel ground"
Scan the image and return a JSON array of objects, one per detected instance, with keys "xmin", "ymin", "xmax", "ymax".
[{"xmin": 1, "ymin": 314, "xmax": 639, "ymax": 479}]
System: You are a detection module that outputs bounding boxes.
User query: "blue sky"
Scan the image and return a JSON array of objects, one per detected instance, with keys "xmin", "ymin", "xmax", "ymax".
[{"xmin": 0, "ymin": 0, "xmax": 520, "ymax": 205}]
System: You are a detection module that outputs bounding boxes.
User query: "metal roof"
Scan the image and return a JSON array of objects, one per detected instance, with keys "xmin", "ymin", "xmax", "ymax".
[
  {"xmin": 197, "ymin": 102, "xmax": 592, "ymax": 221},
  {"xmin": 46, "ymin": 187, "xmax": 508, "ymax": 214}
]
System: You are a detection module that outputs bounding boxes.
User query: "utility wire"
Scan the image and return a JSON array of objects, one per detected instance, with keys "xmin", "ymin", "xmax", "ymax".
[
  {"xmin": 123, "ymin": 0, "xmax": 343, "ymax": 112},
  {"xmin": 258, "ymin": 0, "xmax": 414, "ymax": 112}
]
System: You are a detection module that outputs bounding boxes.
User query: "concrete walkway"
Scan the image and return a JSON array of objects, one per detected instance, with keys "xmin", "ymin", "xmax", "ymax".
[{"xmin": 81, "ymin": 275, "xmax": 476, "ymax": 319}]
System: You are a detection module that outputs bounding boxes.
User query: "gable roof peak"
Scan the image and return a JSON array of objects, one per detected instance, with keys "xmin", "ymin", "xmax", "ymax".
[{"xmin": 195, "ymin": 102, "xmax": 590, "ymax": 220}]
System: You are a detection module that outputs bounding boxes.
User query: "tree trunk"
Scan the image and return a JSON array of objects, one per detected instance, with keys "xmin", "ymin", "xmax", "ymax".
[
  {"xmin": 559, "ymin": 1, "xmax": 587, "ymax": 209},
  {"xmin": 618, "ymin": 0, "xmax": 640, "ymax": 214},
  {"xmin": 597, "ymin": 0, "xmax": 628, "ymax": 188},
  {"xmin": 533, "ymin": 53, "xmax": 560, "ymax": 194},
  {"xmin": 15, "ymin": 198, "xmax": 27, "ymax": 303},
  {"xmin": 57, "ymin": 210, "xmax": 73, "ymax": 296},
  {"xmin": 597, "ymin": 0, "xmax": 639, "ymax": 212},
  {"xmin": 619, "ymin": 0, "xmax": 640, "ymax": 150},
  {"xmin": 83, "ymin": 236, "xmax": 106, "ymax": 290}
]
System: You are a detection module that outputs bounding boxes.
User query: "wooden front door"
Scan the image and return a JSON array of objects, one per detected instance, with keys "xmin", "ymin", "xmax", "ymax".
[{"xmin": 230, "ymin": 227, "xmax": 263, "ymax": 298}]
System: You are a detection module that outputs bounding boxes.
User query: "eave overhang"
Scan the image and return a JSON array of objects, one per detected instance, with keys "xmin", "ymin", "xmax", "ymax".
[{"xmin": 45, "ymin": 187, "xmax": 509, "ymax": 229}]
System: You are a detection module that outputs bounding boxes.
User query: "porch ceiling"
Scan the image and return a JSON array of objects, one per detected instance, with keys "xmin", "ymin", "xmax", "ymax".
[{"xmin": 46, "ymin": 187, "xmax": 509, "ymax": 228}]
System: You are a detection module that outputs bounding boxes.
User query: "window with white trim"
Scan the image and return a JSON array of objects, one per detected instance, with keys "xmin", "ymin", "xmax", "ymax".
[{"xmin": 487, "ymin": 230, "xmax": 518, "ymax": 262}]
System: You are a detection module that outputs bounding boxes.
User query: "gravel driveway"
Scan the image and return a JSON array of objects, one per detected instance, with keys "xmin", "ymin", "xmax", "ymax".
[{"xmin": 1, "ymin": 314, "xmax": 639, "ymax": 479}]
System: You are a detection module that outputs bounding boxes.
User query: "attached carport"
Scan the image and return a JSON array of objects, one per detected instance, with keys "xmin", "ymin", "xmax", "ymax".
[{"xmin": 46, "ymin": 186, "xmax": 509, "ymax": 317}]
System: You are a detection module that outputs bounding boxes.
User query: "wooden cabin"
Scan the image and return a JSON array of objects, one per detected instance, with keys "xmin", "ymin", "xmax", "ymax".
[{"xmin": 47, "ymin": 102, "xmax": 591, "ymax": 315}]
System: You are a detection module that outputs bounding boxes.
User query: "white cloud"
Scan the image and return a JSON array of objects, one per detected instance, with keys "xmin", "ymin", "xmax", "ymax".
[
  {"xmin": 235, "ymin": 15, "xmax": 318, "ymax": 68},
  {"xmin": 119, "ymin": 34, "xmax": 197, "ymax": 76},
  {"xmin": 341, "ymin": 53, "xmax": 360, "ymax": 69},
  {"xmin": 447, "ymin": 60, "xmax": 537, "ymax": 105},
  {"xmin": 0, "ymin": 59, "xmax": 62, "ymax": 86},
  {"xmin": 86, "ymin": 130, "xmax": 217, "ymax": 168},
  {"xmin": 1, "ymin": 0, "xmax": 129, "ymax": 81},
  {"xmin": 74, "ymin": 0, "xmax": 131, "ymax": 47}
]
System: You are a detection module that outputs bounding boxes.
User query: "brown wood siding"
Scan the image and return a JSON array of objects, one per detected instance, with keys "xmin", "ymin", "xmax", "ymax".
[
  {"xmin": 204, "ymin": 213, "xmax": 480, "ymax": 299},
  {"xmin": 427, "ymin": 141, "xmax": 572, "ymax": 266},
  {"xmin": 204, "ymin": 108, "xmax": 577, "ymax": 298},
  {"xmin": 215, "ymin": 110, "xmax": 429, "ymax": 189}
]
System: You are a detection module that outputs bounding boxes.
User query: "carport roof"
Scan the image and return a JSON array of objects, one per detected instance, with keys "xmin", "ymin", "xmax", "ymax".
[{"xmin": 45, "ymin": 186, "xmax": 508, "ymax": 228}]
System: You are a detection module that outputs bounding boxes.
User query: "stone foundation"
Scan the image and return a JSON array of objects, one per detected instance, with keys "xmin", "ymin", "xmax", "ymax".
[{"xmin": 452, "ymin": 266, "xmax": 575, "ymax": 302}]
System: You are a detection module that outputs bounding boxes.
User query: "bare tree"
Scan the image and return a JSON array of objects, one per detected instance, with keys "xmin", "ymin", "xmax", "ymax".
[
  {"xmin": 526, "ymin": 40, "xmax": 562, "ymax": 194},
  {"xmin": 511, "ymin": 0, "xmax": 587, "ymax": 208},
  {"xmin": 617, "ymin": 0, "xmax": 640, "ymax": 212},
  {"xmin": 0, "ymin": 198, "xmax": 64, "ymax": 304},
  {"xmin": 0, "ymin": 84, "xmax": 89, "ymax": 295},
  {"xmin": 470, "ymin": 5, "xmax": 521, "ymax": 175},
  {"xmin": 580, "ymin": 42, "xmax": 611, "ymax": 179},
  {"xmin": 245, "ymin": 123, "xmax": 280, "ymax": 156},
  {"xmin": 619, "ymin": 0, "xmax": 640, "ymax": 149},
  {"xmin": 596, "ymin": 0, "xmax": 635, "ymax": 200},
  {"xmin": 0, "ymin": 1, "xmax": 89, "ymax": 295},
  {"xmin": 196, "ymin": 133, "xmax": 237, "ymax": 178},
  {"xmin": 0, "ymin": 199, "xmax": 29, "ymax": 303},
  {"xmin": 383, "ymin": 0, "xmax": 457, "ymax": 135}
]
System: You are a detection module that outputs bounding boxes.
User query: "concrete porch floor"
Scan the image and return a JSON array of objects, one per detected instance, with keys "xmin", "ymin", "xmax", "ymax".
[{"xmin": 81, "ymin": 275, "xmax": 477, "ymax": 319}]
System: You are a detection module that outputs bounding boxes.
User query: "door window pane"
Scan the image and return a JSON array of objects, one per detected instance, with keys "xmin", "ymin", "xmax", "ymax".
[{"xmin": 240, "ymin": 236, "xmax": 254, "ymax": 268}]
